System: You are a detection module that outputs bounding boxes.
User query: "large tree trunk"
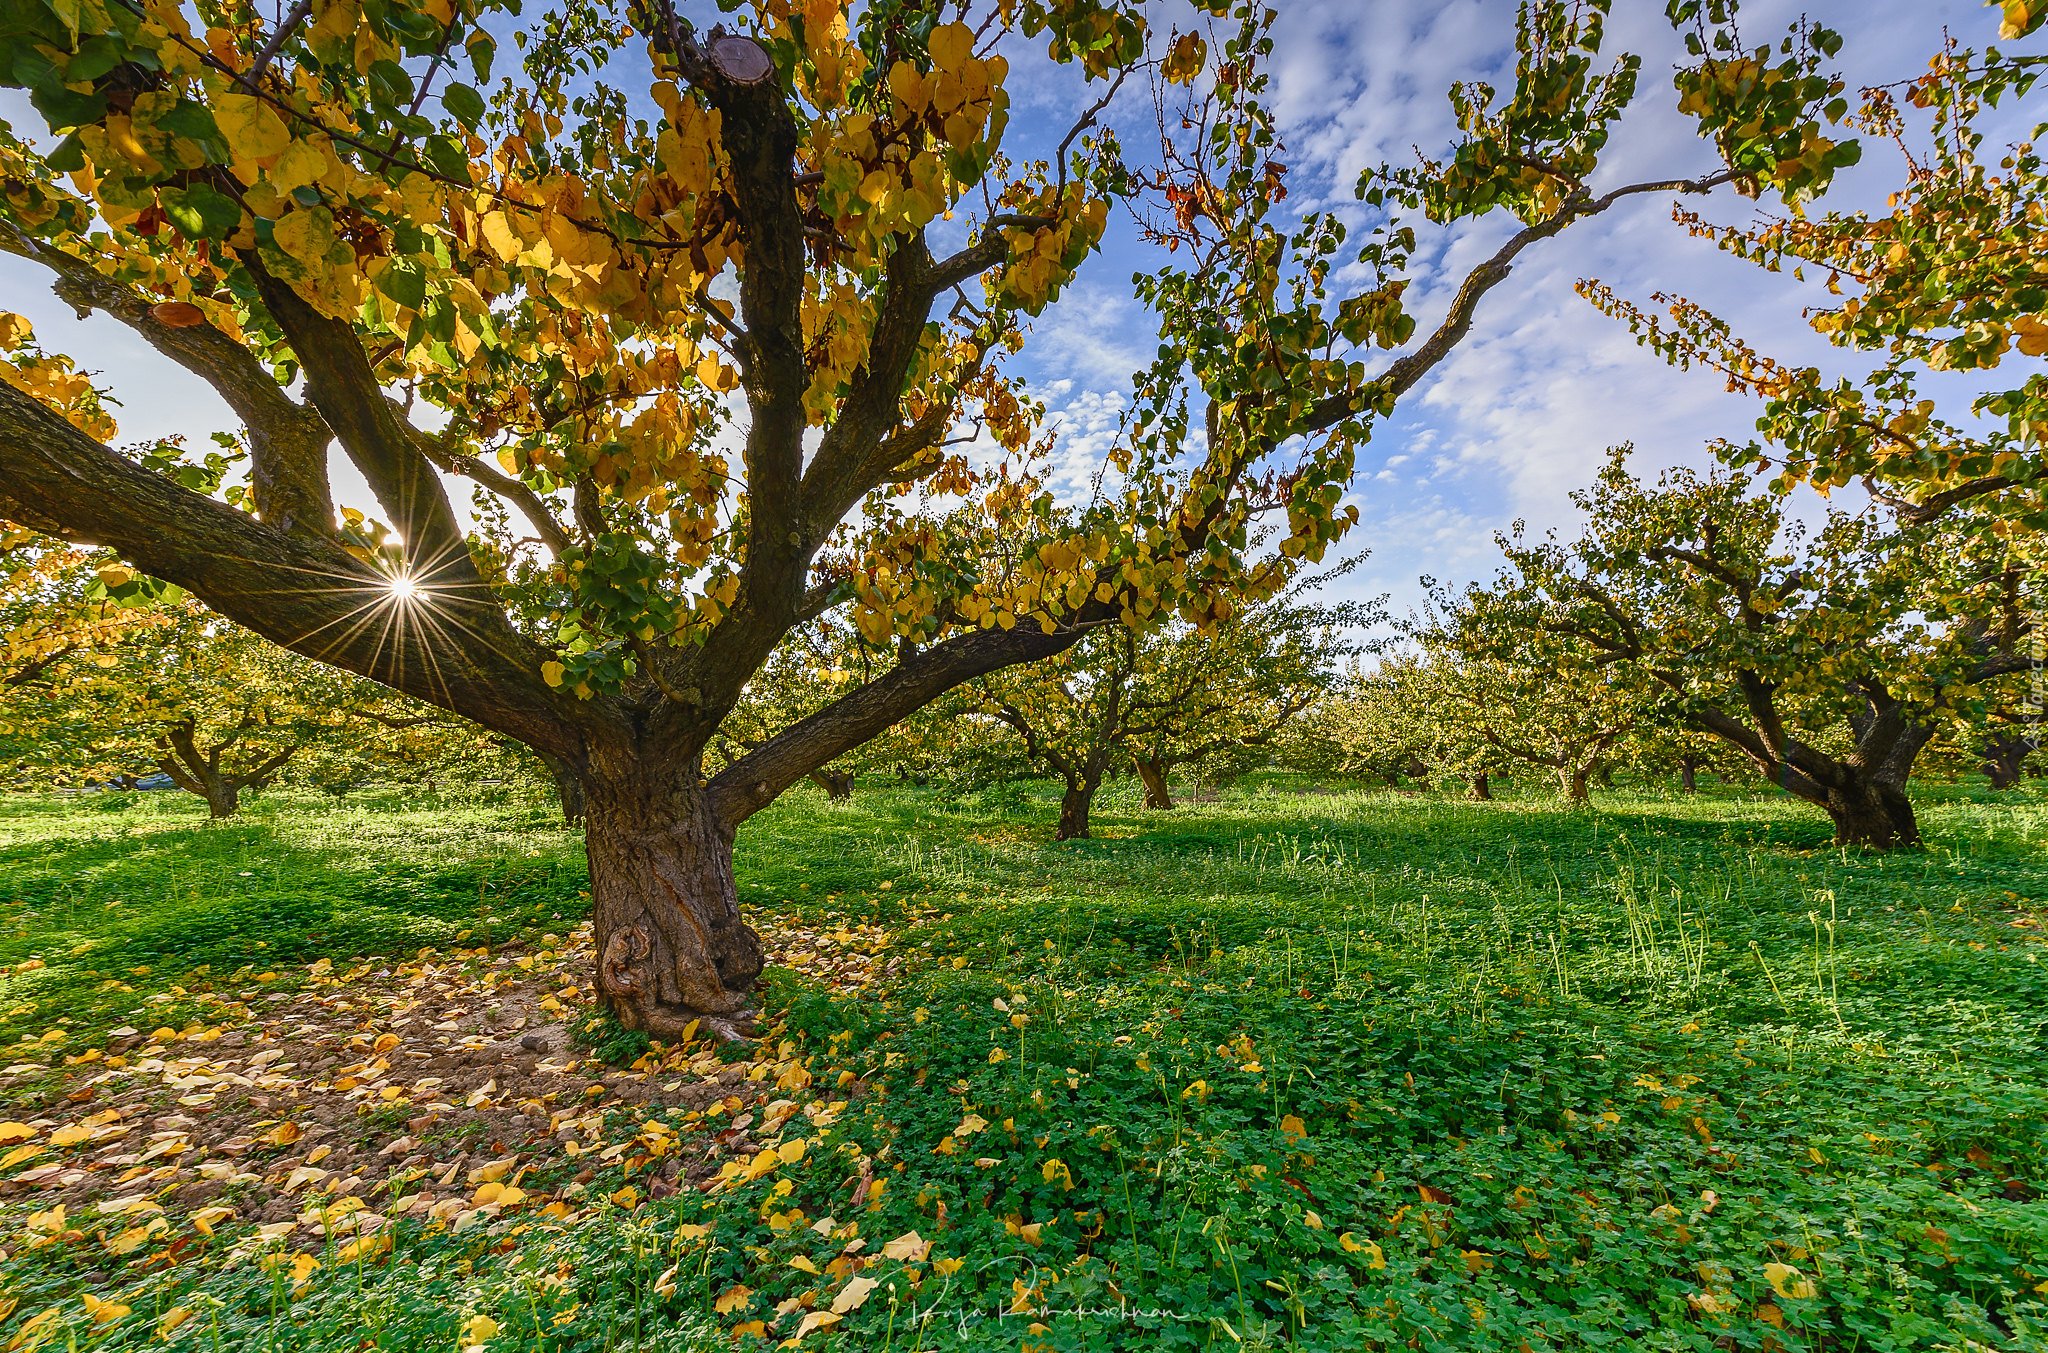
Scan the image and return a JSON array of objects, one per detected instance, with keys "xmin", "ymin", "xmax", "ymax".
[
  {"xmin": 1824, "ymin": 776, "xmax": 1921, "ymax": 849},
  {"xmin": 1559, "ymin": 766, "xmax": 1590, "ymax": 802},
  {"xmin": 1982, "ymin": 731, "xmax": 2034, "ymax": 790},
  {"xmin": 1056, "ymin": 780, "xmax": 1098, "ymax": 840},
  {"xmin": 586, "ymin": 774, "xmax": 764, "ymax": 1042},
  {"xmin": 1466, "ymin": 773, "xmax": 1492, "ymax": 801},
  {"xmin": 808, "ymin": 769, "xmax": 854, "ymax": 800},
  {"xmin": 203, "ymin": 781, "xmax": 240, "ymax": 819},
  {"xmin": 1132, "ymin": 756, "xmax": 1175, "ymax": 809}
]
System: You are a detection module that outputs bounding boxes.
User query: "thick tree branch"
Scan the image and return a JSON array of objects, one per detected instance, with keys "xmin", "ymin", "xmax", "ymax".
[
  {"xmin": 709, "ymin": 618, "xmax": 1085, "ymax": 825},
  {"xmin": 3, "ymin": 229, "xmax": 336, "ymax": 539},
  {"xmin": 0, "ymin": 379, "xmax": 581, "ymax": 758},
  {"xmin": 1295, "ymin": 169, "xmax": 1741, "ymax": 438},
  {"xmin": 239, "ymin": 252, "xmax": 477, "ymax": 593}
]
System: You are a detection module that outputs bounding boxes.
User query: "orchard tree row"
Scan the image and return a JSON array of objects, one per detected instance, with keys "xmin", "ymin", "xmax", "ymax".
[{"xmin": 0, "ymin": 0, "xmax": 2038, "ymax": 1034}]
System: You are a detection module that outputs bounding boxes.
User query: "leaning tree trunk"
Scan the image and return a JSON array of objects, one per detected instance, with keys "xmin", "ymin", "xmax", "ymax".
[
  {"xmin": 1466, "ymin": 773, "xmax": 1492, "ymax": 801},
  {"xmin": 1982, "ymin": 731, "xmax": 2034, "ymax": 790},
  {"xmin": 585, "ymin": 772, "xmax": 765, "ymax": 1042},
  {"xmin": 808, "ymin": 769, "xmax": 854, "ymax": 800},
  {"xmin": 1132, "ymin": 756, "xmax": 1175, "ymax": 809}
]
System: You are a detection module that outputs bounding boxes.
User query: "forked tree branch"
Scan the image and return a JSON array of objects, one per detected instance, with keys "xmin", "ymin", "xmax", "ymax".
[{"xmin": 0, "ymin": 379, "xmax": 582, "ymax": 758}]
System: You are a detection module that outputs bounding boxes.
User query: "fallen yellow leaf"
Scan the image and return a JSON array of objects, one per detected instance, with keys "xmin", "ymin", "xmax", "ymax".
[
  {"xmin": 831, "ymin": 1275, "xmax": 879, "ymax": 1314},
  {"xmin": 1763, "ymin": 1262, "xmax": 1817, "ymax": 1300},
  {"xmin": 881, "ymin": 1230, "xmax": 931, "ymax": 1261}
]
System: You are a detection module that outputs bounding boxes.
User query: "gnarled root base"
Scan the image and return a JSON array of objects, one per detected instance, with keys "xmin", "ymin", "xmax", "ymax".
[{"xmin": 586, "ymin": 780, "xmax": 766, "ymax": 1042}]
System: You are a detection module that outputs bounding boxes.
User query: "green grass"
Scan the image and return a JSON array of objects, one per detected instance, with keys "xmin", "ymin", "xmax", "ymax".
[{"xmin": 1, "ymin": 776, "xmax": 2045, "ymax": 1351}]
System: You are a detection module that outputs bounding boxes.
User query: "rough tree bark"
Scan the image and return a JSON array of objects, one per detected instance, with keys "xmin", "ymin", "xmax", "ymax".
[
  {"xmin": 1133, "ymin": 756, "xmax": 1175, "ymax": 809},
  {"xmin": 585, "ymin": 768, "xmax": 763, "ymax": 1041},
  {"xmin": 1685, "ymin": 679, "xmax": 1931, "ymax": 849},
  {"xmin": 1678, "ymin": 755, "xmax": 1700, "ymax": 794},
  {"xmin": 1467, "ymin": 773, "xmax": 1492, "ymax": 801},
  {"xmin": 1056, "ymin": 771, "xmax": 1105, "ymax": 841},
  {"xmin": 1981, "ymin": 729, "xmax": 2036, "ymax": 790},
  {"xmin": 808, "ymin": 769, "xmax": 854, "ymax": 800}
]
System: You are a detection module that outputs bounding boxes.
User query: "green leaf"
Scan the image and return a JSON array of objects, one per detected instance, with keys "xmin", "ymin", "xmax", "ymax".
[
  {"xmin": 29, "ymin": 76, "xmax": 107, "ymax": 130},
  {"xmin": 368, "ymin": 59, "xmax": 414, "ymax": 109},
  {"xmin": 159, "ymin": 184, "xmax": 243, "ymax": 241},
  {"xmin": 40, "ymin": 0, "xmax": 81, "ymax": 43},
  {"xmin": 421, "ymin": 133, "xmax": 472, "ymax": 184},
  {"xmin": 441, "ymin": 82, "xmax": 485, "ymax": 129},
  {"xmin": 375, "ymin": 256, "xmax": 428, "ymax": 311},
  {"xmin": 62, "ymin": 32, "xmax": 128, "ymax": 82}
]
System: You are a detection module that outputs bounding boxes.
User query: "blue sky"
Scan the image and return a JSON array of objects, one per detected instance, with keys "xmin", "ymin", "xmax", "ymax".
[
  {"xmin": 998, "ymin": 0, "xmax": 2036, "ymax": 625},
  {"xmin": 1, "ymin": 0, "xmax": 2031, "ymax": 630}
]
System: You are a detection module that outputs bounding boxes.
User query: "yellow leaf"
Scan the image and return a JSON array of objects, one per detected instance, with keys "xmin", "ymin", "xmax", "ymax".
[
  {"xmin": 272, "ymin": 208, "xmax": 334, "ymax": 267},
  {"xmin": 464, "ymin": 1314, "xmax": 499, "ymax": 1343},
  {"xmin": 1, "ymin": 1144, "xmax": 43, "ymax": 1168},
  {"xmin": 0, "ymin": 1122, "xmax": 35, "ymax": 1144},
  {"xmin": 1041, "ymin": 1159, "xmax": 1073, "ymax": 1190},
  {"xmin": 831, "ymin": 1275, "xmax": 878, "ymax": 1314},
  {"xmin": 777, "ymin": 1137, "xmax": 806, "ymax": 1163},
  {"xmin": 373, "ymin": 1033, "xmax": 401, "ymax": 1054},
  {"xmin": 266, "ymin": 1122, "xmax": 302, "ymax": 1147},
  {"xmin": 80, "ymin": 1292, "xmax": 132, "ymax": 1324},
  {"xmin": 1163, "ymin": 31, "xmax": 1206, "ymax": 84},
  {"xmin": 882, "ymin": 1230, "xmax": 931, "ymax": 1261},
  {"xmin": 928, "ymin": 22, "xmax": 974, "ymax": 74},
  {"xmin": 214, "ymin": 92, "xmax": 292, "ymax": 162},
  {"xmin": 1763, "ymin": 1262, "xmax": 1816, "ymax": 1300},
  {"xmin": 268, "ymin": 140, "xmax": 328, "ymax": 195},
  {"xmin": 480, "ymin": 212, "xmax": 521, "ymax": 262},
  {"xmin": 788, "ymin": 1254, "xmax": 821, "ymax": 1274},
  {"xmin": 157, "ymin": 1307, "xmax": 195, "ymax": 1337},
  {"xmin": 542, "ymin": 661, "xmax": 566, "ymax": 687},
  {"xmin": 397, "ymin": 172, "xmax": 442, "ymax": 228},
  {"xmin": 337, "ymin": 1232, "xmax": 392, "ymax": 1263},
  {"xmin": 189, "ymin": 1205, "xmax": 234, "ymax": 1235},
  {"xmin": 1339, "ymin": 1233, "xmax": 1385, "ymax": 1269},
  {"xmin": 306, "ymin": 1144, "xmax": 332, "ymax": 1165},
  {"xmin": 49, "ymin": 1123, "xmax": 93, "ymax": 1147},
  {"xmin": 713, "ymin": 1284, "xmax": 753, "ymax": 1314},
  {"xmin": 792, "ymin": 1310, "xmax": 841, "ymax": 1339},
  {"xmin": 1279, "ymin": 1114, "xmax": 1307, "ymax": 1143}
]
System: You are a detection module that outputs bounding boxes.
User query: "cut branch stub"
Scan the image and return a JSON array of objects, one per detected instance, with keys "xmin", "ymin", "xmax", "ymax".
[{"xmin": 706, "ymin": 33, "xmax": 773, "ymax": 85}]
